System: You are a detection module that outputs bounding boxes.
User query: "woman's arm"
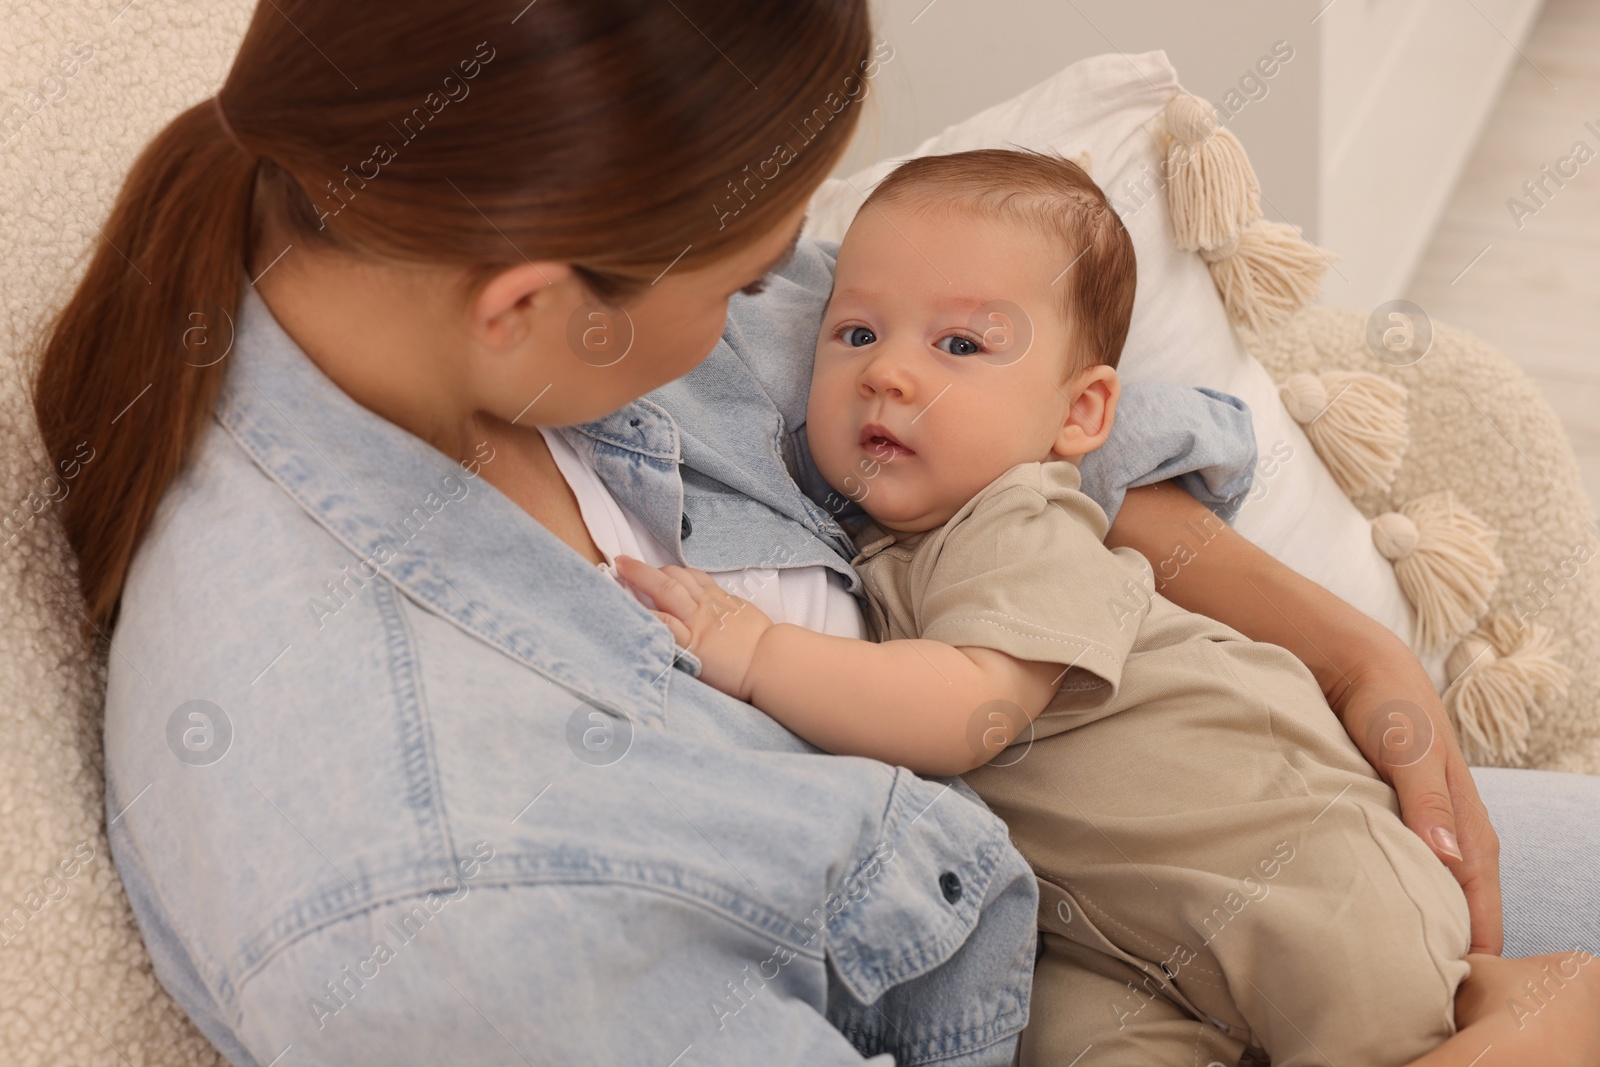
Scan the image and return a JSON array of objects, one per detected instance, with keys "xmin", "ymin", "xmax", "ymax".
[{"xmin": 1107, "ymin": 480, "xmax": 1504, "ymax": 954}]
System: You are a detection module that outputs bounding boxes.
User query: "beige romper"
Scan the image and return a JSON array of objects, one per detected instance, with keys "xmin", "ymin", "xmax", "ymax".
[{"xmin": 849, "ymin": 460, "xmax": 1471, "ymax": 1067}]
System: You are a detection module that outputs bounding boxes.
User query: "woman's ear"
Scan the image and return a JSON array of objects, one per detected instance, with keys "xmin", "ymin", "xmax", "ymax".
[
  {"xmin": 1052, "ymin": 364, "xmax": 1121, "ymax": 459},
  {"xmin": 468, "ymin": 261, "xmax": 575, "ymax": 351}
]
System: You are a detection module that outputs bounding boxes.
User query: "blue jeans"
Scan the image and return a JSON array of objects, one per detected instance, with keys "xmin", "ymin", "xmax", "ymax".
[{"xmin": 1473, "ymin": 767, "xmax": 1600, "ymax": 955}]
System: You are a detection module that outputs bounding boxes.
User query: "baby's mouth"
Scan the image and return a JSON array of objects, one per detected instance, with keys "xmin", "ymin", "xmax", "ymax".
[{"xmin": 859, "ymin": 423, "xmax": 915, "ymax": 459}]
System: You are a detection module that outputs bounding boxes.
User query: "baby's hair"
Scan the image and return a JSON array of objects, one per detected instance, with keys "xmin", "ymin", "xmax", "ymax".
[{"xmin": 861, "ymin": 147, "xmax": 1136, "ymax": 374}]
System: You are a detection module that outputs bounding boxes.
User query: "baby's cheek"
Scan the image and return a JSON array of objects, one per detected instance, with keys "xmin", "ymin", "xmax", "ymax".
[
  {"xmin": 805, "ymin": 377, "xmax": 851, "ymax": 457},
  {"xmin": 932, "ymin": 429, "xmax": 1015, "ymax": 502}
]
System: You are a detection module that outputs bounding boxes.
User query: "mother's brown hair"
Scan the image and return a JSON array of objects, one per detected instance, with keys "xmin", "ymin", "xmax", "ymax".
[{"xmin": 33, "ymin": 0, "xmax": 873, "ymax": 629}]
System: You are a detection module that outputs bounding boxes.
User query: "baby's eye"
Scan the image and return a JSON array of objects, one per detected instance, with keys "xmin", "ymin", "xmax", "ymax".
[
  {"xmin": 837, "ymin": 325, "xmax": 876, "ymax": 347},
  {"xmin": 937, "ymin": 334, "xmax": 983, "ymax": 357}
]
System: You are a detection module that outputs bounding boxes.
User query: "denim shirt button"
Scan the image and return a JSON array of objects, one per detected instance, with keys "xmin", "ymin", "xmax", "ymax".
[
  {"xmin": 680, "ymin": 512, "xmax": 692, "ymax": 539},
  {"xmin": 939, "ymin": 871, "xmax": 962, "ymax": 904}
]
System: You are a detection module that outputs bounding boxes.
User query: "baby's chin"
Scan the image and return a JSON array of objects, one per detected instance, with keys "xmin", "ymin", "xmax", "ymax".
[{"xmin": 855, "ymin": 490, "xmax": 960, "ymax": 536}]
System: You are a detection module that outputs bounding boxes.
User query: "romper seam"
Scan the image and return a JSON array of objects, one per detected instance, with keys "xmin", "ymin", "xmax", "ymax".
[
  {"xmin": 1352, "ymin": 801, "xmax": 1467, "ymax": 1033},
  {"xmin": 935, "ymin": 614, "xmax": 1122, "ymax": 665},
  {"xmin": 1058, "ymin": 876, "xmax": 1226, "ymax": 989}
]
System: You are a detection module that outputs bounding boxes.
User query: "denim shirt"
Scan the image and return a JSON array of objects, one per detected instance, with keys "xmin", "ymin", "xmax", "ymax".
[{"xmin": 102, "ymin": 237, "xmax": 1256, "ymax": 1067}]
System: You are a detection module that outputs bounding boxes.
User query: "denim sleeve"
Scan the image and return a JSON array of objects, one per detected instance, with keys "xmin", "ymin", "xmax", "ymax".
[
  {"xmin": 1078, "ymin": 381, "xmax": 1258, "ymax": 531},
  {"xmin": 230, "ymin": 884, "xmax": 899, "ymax": 1067}
]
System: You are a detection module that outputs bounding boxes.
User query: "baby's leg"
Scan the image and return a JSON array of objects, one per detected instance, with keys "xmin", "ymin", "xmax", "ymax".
[
  {"xmin": 965, "ymin": 637, "xmax": 1472, "ymax": 1066},
  {"xmin": 1021, "ymin": 927, "xmax": 1249, "ymax": 1067}
]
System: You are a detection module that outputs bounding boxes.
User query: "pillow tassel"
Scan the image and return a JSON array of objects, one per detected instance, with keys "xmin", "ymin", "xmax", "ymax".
[
  {"xmin": 1201, "ymin": 221, "xmax": 1334, "ymax": 334},
  {"xmin": 1443, "ymin": 615, "xmax": 1570, "ymax": 765},
  {"xmin": 1371, "ymin": 492, "xmax": 1504, "ymax": 653},
  {"xmin": 1279, "ymin": 370, "xmax": 1409, "ymax": 496},
  {"xmin": 1161, "ymin": 91, "xmax": 1261, "ymax": 250},
  {"xmin": 1163, "ymin": 90, "xmax": 1334, "ymax": 333}
]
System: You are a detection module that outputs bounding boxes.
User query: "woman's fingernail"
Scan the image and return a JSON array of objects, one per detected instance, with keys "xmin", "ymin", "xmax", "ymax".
[{"xmin": 1431, "ymin": 826, "xmax": 1464, "ymax": 861}]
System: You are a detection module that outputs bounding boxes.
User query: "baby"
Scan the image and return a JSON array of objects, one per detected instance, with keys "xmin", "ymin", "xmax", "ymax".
[{"xmin": 617, "ymin": 148, "xmax": 1471, "ymax": 1066}]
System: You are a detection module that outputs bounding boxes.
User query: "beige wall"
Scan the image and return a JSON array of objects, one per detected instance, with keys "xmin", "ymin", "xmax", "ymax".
[
  {"xmin": 836, "ymin": 0, "xmax": 1546, "ymax": 308},
  {"xmin": 833, "ymin": 0, "xmax": 1321, "ymax": 236}
]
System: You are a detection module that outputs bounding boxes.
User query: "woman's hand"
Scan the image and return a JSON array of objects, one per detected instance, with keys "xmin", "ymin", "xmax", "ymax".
[
  {"xmin": 1330, "ymin": 655, "xmax": 1504, "ymax": 955},
  {"xmin": 1109, "ymin": 482, "xmax": 1505, "ymax": 953},
  {"xmin": 614, "ymin": 556, "xmax": 773, "ymax": 701}
]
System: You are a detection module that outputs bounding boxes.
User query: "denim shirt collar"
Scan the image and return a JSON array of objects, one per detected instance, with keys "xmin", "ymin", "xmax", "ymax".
[
  {"xmin": 553, "ymin": 402, "xmax": 689, "ymax": 566},
  {"xmin": 216, "ymin": 284, "xmax": 688, "ymax": 725}
]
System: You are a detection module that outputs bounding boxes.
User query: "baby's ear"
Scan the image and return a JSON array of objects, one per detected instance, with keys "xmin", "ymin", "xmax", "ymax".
[{"xmin": 1052, "ymin": 365, "xmax": 1120, "ymax": 460}]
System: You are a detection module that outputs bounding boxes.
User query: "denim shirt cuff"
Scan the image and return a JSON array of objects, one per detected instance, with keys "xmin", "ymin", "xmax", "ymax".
[
  {"xmin": 823, "ymin": 770, "xmax": 1017, "ymax": 1004},
  {"xmin": 1077, "ymin": 382, "xmax": 1258, "ymax": 531}
]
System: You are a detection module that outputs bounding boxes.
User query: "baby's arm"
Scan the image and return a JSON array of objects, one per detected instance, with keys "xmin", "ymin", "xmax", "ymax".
[{"xmin": 614, "ymin": 555, "xmax": 1060, "ymax": 775}]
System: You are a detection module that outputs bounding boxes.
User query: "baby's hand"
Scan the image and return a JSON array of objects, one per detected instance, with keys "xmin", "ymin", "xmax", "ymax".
[{"xmin": 614, "ymin": 556, "xmax": 772, "ymax": 701}]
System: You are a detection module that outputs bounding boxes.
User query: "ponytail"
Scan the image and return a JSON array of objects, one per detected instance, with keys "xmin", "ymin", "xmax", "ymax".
[{"xmin": 32, "ymin": 97, "xmax": 256, "ymax": 629}]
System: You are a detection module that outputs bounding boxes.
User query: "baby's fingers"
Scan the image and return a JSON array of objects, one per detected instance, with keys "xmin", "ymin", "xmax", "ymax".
[
  {"xmin": 663, "ymin": 564, "xmax": 721, "ymax": 595},
  {"xmin": 650, "ymin": 610, "xmax": 693, "ymax": 649},
  {"xmin": 616, "ymin": 555, "xmax": 698, "ymax": 618}
]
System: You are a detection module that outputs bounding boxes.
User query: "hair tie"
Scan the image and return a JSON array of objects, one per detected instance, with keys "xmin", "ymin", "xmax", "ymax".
[{"xmin": 211, "ymin": 94, "xmax": 250, "ymax": 155}]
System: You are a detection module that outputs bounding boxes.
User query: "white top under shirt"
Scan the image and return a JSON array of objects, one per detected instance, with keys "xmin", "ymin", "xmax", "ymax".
[{"xmin": 538, "ymin": 426, "xmax": 865, "ymax": 640}]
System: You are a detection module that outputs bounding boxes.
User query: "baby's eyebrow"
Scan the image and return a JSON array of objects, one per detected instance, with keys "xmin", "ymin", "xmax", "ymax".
[
  {"xmin": 930, "ymin": 293, "xmax": 991, "ymax": 315},
  {"xmin": 830, "ymin": 289, "xmax": 991, "ymax": 316}
]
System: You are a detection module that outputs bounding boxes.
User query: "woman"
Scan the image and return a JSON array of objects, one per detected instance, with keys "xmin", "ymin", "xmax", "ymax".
[{"xmin": 30, "ymin": 1, "xmax": 1600, "ymax": 1064}]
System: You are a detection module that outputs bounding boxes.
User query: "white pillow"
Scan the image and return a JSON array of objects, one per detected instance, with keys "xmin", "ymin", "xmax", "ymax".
[{"xmin": 804, "ymin": 50, "xmax": 1448, "ymax": 690}]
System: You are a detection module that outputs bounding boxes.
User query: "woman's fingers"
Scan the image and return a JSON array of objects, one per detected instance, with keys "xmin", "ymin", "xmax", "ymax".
[
  {"xmin": 1344, "ymin": 668, "xmax": 1506, "ymax": 956},
  {"xmin": 1390, "ymin": 748, "xmax": 1505, "ymax": 955},
  {"xmin": 1446, "ymin": 754, "xmax": 1505, "ymax": 955},
  {"xmin": 1388, "ymin": 757, "xmax": 1463, "ymax": 862}
]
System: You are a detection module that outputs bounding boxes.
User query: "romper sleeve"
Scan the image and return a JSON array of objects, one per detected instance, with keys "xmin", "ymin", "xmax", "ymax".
[
  {"xmin": 1076, "ymin": 380, "xmax": 1258, "ymax": 531},
  {"xmin": 914, "ymin": 464, "xmax": 1149, "ymax": 695}
]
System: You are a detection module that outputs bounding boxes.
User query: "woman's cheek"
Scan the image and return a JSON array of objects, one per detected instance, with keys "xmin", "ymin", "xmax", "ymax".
[{"xmin": 674, "ymin": 306, "xmax": 728, "ymax": 377}]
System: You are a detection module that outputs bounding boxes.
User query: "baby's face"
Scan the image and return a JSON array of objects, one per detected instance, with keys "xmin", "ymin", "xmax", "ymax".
[{"xmin": 806, "ymin": 201, "xmax": 1093, "ymax": 534}]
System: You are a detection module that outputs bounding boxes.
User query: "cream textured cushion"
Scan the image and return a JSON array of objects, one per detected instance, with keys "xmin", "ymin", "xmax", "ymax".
[
  {"xmin": 1245, "ymin": 308, "xmax": 1600, "ymax": 773},
  {"xmin": 2, "ymin": 3, "xmax": 248, "ymax": 1063}
]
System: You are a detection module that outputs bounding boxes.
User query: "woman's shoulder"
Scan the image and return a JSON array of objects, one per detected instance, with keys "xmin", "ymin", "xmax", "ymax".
[{"xmin": 119, "ymin": 417, "xmax": 342, "ymax": 649}]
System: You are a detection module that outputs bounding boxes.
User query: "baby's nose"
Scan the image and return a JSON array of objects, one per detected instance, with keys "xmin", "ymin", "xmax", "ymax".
[{"xmin": 857, "ymin": 348, "xmax": 916, "ymax": 399}]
